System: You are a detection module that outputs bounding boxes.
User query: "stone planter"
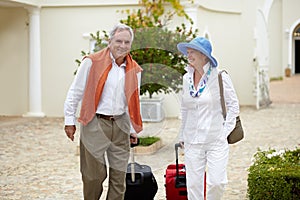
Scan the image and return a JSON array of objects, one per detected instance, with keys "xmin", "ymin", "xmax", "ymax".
[
  {"xmin": 140, "ymin": 97, "xmax": 164, "ymax": 122},
  {"xmin": 134, "ymin": 139, "xmax": 163, "ymax": 155}
]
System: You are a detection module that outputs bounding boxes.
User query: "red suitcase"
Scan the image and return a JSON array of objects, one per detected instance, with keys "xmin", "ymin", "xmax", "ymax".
[{"xmin": 164, "ymin": 143, "xmax": 206, "ymax": 200}]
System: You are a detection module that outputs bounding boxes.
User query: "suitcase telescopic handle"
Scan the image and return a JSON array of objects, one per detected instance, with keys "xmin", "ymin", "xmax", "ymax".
[
  {"xmin": 175, "ymin": 143, "xmax": 181, "ymax": 179},
  {"xmin": 175, "ymin": 143, "xmax": 181, "ymax": 160},
  {"xmin": 130, "ymin": 148, "xmax": 135, "ymax": 182},
  {"xmin": 130, "ymin": 137, "xmax": 140, "ymax": 182}
]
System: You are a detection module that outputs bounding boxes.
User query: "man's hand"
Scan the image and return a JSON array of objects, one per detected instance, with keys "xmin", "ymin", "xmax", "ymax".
[
  {"xmin": 64, "ymin": 125, "xmax": 76, "ymax": 141},
  {"xmin": 130, "ymin": 133, "xmax": 139, "ymax": 147}
]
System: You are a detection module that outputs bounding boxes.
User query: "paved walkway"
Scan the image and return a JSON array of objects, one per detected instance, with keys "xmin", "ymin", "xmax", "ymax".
[{"xmin": 0, "ymin": 75, "xmax": 300, "ymax": 200}]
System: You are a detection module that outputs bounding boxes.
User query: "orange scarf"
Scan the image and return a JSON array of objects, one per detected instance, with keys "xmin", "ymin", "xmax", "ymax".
[{"xmin": 78, "ymin": 47, "xmax": 143, "ymax": 133}]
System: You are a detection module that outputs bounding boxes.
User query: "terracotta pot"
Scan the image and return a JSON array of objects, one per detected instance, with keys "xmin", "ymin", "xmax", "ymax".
[{"xmin": 285, "ymin": 68, "xmax": 291, "ymax": 77}]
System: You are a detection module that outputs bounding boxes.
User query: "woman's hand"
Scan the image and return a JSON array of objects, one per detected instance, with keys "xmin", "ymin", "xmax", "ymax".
[{"xmin": 179, "ymin": 141, "xmax": 184, "ymax": 149}]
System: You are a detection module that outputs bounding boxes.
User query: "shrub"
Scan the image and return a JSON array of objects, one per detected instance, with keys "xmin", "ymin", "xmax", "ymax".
[
  {"xmin": 138, "ymin": 136, "xmax": 160, "ymax": 146},
  {"xmin": 247, "ymin": 147, "xmax": 300, "ymax": 200}
]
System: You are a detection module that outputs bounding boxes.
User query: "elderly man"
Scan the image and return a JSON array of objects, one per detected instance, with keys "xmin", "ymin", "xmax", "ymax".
[{"xmin": 64, "ymin": 23, "xmax": 143, "ymax": 200}]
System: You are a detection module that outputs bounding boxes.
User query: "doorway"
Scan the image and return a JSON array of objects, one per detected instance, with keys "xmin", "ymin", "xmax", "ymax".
[
  {"xmin": 295, "ymin": 39, "xmax": 300, "ymax": 74},
  {"xmin": 294, "ymin": 23, "xmax": 300, "ymax": 74}
]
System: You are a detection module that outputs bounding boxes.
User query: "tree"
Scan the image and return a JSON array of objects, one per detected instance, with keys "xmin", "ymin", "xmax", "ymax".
[{"xmin": 120, "ymin": 0, "xmax": 198, "ymax": 98}]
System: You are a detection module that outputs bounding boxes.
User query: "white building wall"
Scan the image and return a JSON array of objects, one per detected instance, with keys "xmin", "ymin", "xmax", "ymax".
[
  {"xmin": 194, "ymin": 2, "xmax": 257, "ymax": 105},
  {"xmin": 1, "ymin": 0, "xmax": 300, "ymax": 117},
  {"xmin": 282, "ymin": 0, "xmax": 300, "ymax": 75},
  {"xmin": 268, "ymin": 0, "xmax": 282, "ymax": 78},
  {"xmin": 40, "ymin": 6, "xmax": 130, "ymax": 116},
  {"xmin": 0, "ymin": 7, "xmax": 29, "ymax": 115}
]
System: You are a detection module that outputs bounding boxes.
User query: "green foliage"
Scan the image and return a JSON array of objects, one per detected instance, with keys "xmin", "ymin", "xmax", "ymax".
[
  {"xmin": 119, "ymin": 0, "xmax": 193, "ymax": 29},
  {"xmin": 270, "ymin": 76, "xmax": 283, "ymax": 82},
  {"xmin": 247, "ymin": 147, "xmax": 300, "ymax": 200},
  {"xmin": 130, "ymin": 26, "xmax": 189, "ymax": 97},
  {"xmin": 120, "ymin": 0, "xmax": 198, "ymax": 98},
  {"xmin": 138, "ymin": 136, "xmax": 160, "ymax": 146}
]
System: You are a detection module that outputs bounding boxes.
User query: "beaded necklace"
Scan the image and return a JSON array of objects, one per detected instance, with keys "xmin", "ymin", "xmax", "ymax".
[{"xmin": 188, "ymin": 65, "xmax": 212, "ymax": 97}]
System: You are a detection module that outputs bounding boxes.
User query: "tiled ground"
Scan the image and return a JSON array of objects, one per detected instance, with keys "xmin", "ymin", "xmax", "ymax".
[{"xmin": 0, "ymin": 75, "xmax": 299, "ymax": 200}]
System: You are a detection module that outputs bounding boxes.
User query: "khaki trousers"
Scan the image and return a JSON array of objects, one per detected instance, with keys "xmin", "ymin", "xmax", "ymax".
[{"xmin": 80, "ymin": 115, "xmax": 130, "ymax": 200}]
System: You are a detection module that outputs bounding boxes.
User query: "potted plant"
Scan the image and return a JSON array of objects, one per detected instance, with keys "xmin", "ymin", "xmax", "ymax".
[
  {"xmin": 120, "ymin": 0, "xmax": 198, "ymax": 122},
  {"xmin": 285, "ymin": 66, "xmax": 291, "ymax": 77},
  {"xmin": 129, "ymin": 27, "xmax": 189, "ymax": 122}
]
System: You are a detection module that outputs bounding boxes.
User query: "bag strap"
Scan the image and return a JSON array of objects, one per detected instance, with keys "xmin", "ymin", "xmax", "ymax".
[{"xmin": 218, "ymin": 70, "xmax": 227, "ymax": 119}]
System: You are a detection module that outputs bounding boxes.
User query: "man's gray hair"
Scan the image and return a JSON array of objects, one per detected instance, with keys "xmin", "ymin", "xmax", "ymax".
[{"xmin": 109, "ymin": 23, "xmax": 134, "ymax": 42}]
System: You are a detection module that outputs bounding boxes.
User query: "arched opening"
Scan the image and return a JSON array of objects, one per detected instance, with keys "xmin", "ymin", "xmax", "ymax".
[{"xmin": 294, "ymin": 24, "xmax": 300, "ymax": 74}]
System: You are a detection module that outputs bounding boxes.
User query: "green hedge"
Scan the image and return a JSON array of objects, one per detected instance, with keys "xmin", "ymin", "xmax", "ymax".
[{"xmin": 247, "ymin": 147, "xmax": 300, "ymax": 200}]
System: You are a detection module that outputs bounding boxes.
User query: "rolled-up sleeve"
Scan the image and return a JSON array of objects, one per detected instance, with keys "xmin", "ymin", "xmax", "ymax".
[
  {"xmin": 64, "ymin": 58, "xmax": 92, "ymax": 125},
  {"xmin": 178, "ymin": 75, "xmax": 188, "ymax": 142}
]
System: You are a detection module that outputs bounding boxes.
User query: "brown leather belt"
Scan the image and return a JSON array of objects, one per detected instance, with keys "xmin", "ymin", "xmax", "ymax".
[{"xmin": 96, "ymin": 113, "xmax": 123, "ymax": 121}]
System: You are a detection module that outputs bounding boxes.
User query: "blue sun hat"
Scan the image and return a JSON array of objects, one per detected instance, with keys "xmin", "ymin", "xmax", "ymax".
[{"xmin": 177, "ymin": 37, "xmax": 218, "ymax": 67}]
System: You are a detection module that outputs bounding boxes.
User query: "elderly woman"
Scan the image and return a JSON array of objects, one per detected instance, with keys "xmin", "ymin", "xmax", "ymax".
[{"xmin": 177, "ymin": 37, "xmax": 239, "ymax": 200}]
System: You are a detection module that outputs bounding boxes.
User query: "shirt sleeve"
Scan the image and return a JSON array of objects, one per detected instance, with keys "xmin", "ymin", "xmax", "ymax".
[
  {"xmin": 221, "ymin": 72, "xmax": 240, "ymax": 137},
  {"xmin": 178, "ymin": 74, "xmax": 188, "ymax": 142},
  {"xmin": 64, "ymin": 58, "xmax": 92, "ymax": 125},
  {"xmin": 129, "ymin": 71, "xmax": 142, "ymax": 133}
]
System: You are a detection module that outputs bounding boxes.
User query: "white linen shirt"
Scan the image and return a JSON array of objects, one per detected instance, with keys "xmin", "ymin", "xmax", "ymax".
[
  {"xmin": 178, "ymin": 63, "xmax": 239, "ymax": 144},
  {"xmin": 64, "ymin": 53, "xmax": 141, "ymax": 133}
]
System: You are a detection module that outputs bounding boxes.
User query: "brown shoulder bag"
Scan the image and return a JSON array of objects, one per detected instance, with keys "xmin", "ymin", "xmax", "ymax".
[{"xmin": 218, "ymin": 71, "xmax": 244, "ymax": 144}]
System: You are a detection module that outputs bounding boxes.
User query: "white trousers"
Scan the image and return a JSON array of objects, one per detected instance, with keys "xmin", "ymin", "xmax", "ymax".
[{"xmin": 184, "ymin": 140, "xmax": 229, "ymax": 200}]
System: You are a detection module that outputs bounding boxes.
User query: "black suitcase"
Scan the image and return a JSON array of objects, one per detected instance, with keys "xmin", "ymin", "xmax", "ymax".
[{"xmin": 124, "ymin": 144, "xmax": 158, "ymax": 200}]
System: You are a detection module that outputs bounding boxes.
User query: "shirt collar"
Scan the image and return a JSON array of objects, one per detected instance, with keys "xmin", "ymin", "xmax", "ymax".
[
  {"xmin": 184, "ymin": 62, "xmax": 211, "ymax": 74},
  {"xmin": 110, "ymin": 52, "xmax": 127, "ymax": 68}
]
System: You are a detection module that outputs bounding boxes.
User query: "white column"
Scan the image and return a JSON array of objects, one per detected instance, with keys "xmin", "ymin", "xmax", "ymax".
[
  {"xmin": 24, "ymin": 7, "xmax": 45, "ymax": 117},
  {"xmin": 287, "ymin": 29, "xmax": 292, "ymax": 71}
]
